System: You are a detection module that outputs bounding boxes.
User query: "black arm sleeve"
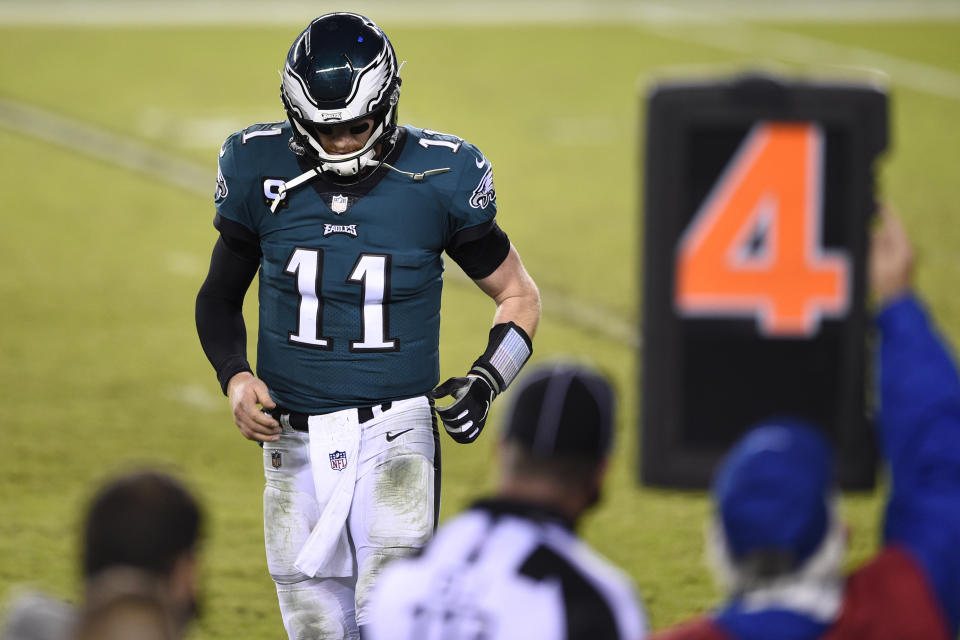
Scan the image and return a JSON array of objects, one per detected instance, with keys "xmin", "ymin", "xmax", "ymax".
[
  {"xmin": 446, "ymin": 221, "xmax": 511, "ymax": 280},
  {"xmin": 195, "ymin": 234, "xmax": 260, "ymax": 395}
]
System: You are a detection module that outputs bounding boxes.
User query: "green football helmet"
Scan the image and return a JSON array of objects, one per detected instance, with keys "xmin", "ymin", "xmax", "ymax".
[{"xmin": 281, "ymin": 13, "xmax": 401, "ymax": 177}]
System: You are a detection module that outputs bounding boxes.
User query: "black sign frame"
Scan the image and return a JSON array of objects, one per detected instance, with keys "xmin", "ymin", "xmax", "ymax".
[{"xmin": 640, "ymin": 73, "xmax": 888, "ymax": 490}]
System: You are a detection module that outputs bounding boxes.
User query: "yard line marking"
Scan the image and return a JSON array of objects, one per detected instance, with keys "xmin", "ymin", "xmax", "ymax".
[
  {"xmin": 0, "ymin": 97, "xmax": 211, "ymax": 194},
  {"xmin": 1, "ymin": 1, "xmax": 959, "ymax": 26},
  {"xmin": 3, "ymin": 6, "xmax": 957, "ymax": 99},
  {"xmin": 0, "ymin": 97, "xmax": 640, "ymax": 347},
  {"xmin": 174, "ymin": 384, "xmax": 222, "ymax": 412},
  {"xmin": 650, "ymin": 21, "xmax": 960, "ymax": 102}
]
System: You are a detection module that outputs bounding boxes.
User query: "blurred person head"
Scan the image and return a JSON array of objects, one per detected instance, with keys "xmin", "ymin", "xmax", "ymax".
[
  {"xmin": 705, "ymin": 420, "xmax": 846, "ymax": 597},
  {"xmin": 74, "ymin": 567, "xmax": 175, "ymax": 640},
  {"xmin": 497, "ymin": 361, "xmax": 616, "ymax": 524},
  {"xmin": 81, "ymin": 471, "xmax": 203, "ymax": 635},
  {"xmin": 0, "ymin": 590, "xmax": 74, "ymax": 640}
]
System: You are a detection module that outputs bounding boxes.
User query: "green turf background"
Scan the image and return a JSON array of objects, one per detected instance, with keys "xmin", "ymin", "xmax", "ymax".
[{"xmin": 1, "ymin": 15, "xmax": 958, "ymax": 638}]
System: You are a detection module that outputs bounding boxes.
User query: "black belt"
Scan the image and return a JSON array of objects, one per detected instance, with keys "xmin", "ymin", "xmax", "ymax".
[{"xmin": 267, "ymin": 402, "xmax": 394, "ymax": 432}]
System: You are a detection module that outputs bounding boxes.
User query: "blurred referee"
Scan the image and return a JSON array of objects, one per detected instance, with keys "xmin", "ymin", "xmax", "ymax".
[{"xmin": 366, "ymin": 362, "xmax": 647, "ymax": 640}]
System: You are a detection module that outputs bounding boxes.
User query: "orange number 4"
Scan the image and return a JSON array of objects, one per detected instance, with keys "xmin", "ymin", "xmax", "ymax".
[{"xmin": 675, "ymin": 122, "xmax": 850, "ymax": 337}]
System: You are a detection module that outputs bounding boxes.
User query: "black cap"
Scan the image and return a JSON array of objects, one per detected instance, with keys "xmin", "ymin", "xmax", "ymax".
[{"xmin": 501, "ymin": 362, "xmax": 616, "ymax": 458}]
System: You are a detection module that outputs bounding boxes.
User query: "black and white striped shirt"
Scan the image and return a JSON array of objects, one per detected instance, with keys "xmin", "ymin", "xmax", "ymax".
[{"xmin": 367, "ymin": 499, "xmax": 647, "ymax": 640}]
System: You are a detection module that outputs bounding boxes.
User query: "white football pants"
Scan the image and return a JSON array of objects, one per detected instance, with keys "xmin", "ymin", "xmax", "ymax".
[{"xmin": 262, "ymin": 396, "xmax": 439, "ymax": 640}]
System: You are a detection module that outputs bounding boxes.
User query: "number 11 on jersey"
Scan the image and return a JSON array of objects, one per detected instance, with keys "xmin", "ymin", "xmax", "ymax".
[
  {"xmin": 675, "ymin": 121, "xmax": 850, "ymax": 337},
  {"xmin": 284, "ymin": 249, "xmax": 398, "ymax": 351}
]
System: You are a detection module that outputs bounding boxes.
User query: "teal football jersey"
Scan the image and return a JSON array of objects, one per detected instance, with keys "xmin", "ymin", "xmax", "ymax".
[{"xmin": 214, "ymin": 122, "xmax": 498, "ymax": 413}]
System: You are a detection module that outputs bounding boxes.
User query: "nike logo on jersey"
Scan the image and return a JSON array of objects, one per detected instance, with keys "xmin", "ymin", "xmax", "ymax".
[
  {"xmin": 385, "ymin": 428, "xmax": 413, "ymax": 442},
  {"xmin": 475, "ymin": 156, "xmax": 486, "ymax": 168}
]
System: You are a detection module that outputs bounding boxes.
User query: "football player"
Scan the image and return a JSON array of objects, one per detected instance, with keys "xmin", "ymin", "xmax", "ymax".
[{"xmin": 195, "ymin": 12, "xmax": 540, "ymax": 640}]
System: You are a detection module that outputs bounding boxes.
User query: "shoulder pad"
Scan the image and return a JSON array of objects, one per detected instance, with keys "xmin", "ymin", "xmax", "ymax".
[{"xmin": 215, "ymin": 124, "xmax": 288, "ymax": 234}]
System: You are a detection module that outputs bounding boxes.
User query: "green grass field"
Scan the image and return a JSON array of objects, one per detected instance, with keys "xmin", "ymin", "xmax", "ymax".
[{"xmin": 1, "ymin": 6, "xmax": 959, "ymax": 637}]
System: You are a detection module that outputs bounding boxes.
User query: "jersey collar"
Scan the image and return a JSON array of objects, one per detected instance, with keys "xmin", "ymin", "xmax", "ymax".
[{"xmin": 470, "ymin": 497, "xmax": 576, "ymax": 532}]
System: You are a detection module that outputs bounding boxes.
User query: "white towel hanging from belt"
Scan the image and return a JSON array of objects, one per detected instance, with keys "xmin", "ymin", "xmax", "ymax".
[{"xmin": 294, "ymin": 409, "xmax": 362, "ymax": 577}]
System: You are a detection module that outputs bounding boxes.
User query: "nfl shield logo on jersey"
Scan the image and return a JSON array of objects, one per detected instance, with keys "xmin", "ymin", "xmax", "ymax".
[
  {"xmin": 331, "ymin": 194, "xmax": 349, "ymax": 214},
  {"xmin": 329, "ymin": 450, "xmax": 348, "ymax": 471},
  {"xmin": 271, "ymin": 451, "xmax": 282, "ymax": 470}
]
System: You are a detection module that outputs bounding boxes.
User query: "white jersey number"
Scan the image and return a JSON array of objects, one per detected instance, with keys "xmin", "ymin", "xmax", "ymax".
[
  {"xmin": 418, "ymin": 129, "xmax": 462, "ymax": 153},
  {"xmin": 284, "ymin": 248, "xmax": 398, "ymax": 352},
  {"xmin": 347, "ymin": 254, "xmax": 398, "ymax": 351}
]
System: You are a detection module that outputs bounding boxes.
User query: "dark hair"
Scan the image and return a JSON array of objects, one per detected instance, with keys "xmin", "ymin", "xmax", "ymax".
[
  {"xmin": 82, "ymin": 471, "xmax": 202, "ymax": 579},
  {"xmin": 500, "ymin": 441, "xmax": 603, "ymax": 490}
]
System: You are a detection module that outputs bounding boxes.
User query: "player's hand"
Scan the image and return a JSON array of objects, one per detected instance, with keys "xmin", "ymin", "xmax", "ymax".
[
  {"xmin": 870, "ymin": 204, "xmax": 914, "ymax": 307},
  {"xmin": 227, "ymin": 371, "xmax": 280, "ymax": 442},
  {"xmin": 431, "ymin": 375, "xmax": 495, "ymax": 444}
]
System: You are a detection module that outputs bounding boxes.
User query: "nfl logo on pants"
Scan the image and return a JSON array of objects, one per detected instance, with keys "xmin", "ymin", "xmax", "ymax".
[{"xmin": 329, "ymin": 450, "xmax": 347, "ymax": 471}]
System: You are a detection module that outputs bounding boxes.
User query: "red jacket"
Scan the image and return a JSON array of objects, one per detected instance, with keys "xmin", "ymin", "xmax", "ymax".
[{"xmin": 651, "ymin": 546, "xmax": 948, "ymax": 640}]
